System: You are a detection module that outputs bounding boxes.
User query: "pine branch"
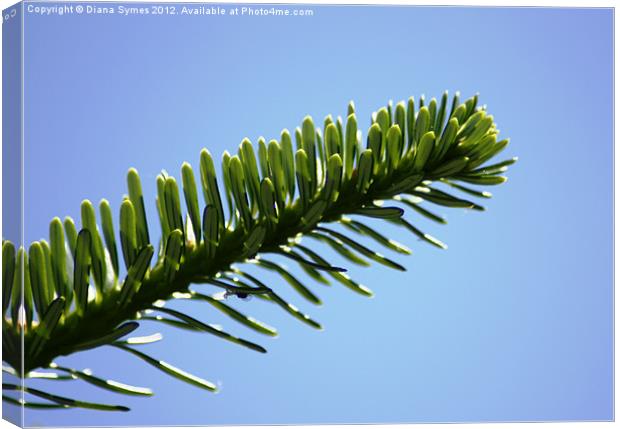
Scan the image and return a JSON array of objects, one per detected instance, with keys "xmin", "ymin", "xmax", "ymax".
[{"xmin": 1, "ymin": 92, "xmax": 516, "ymax": 411}]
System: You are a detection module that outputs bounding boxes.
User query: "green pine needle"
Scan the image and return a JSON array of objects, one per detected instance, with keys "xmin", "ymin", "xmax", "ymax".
[{"xmin": 1, "ymin": 92, "xmax": 514, "ymax": 411}]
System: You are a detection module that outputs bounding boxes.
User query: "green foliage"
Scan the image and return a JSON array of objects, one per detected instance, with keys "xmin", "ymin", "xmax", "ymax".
[{"xmin": 1, "ymin": 92, "xmax": 516, "ymax": 411}]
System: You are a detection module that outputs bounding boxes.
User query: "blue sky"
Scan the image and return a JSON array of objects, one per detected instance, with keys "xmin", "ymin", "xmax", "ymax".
[{"xmin": 2, "ymin": 3, "xmax": 613, "ymax": 426}]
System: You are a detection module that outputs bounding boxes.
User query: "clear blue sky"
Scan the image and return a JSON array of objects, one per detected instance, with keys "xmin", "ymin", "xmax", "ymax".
[{"xmin": 2, "ymin": 3, "xmax": 613, "ymax": 426}]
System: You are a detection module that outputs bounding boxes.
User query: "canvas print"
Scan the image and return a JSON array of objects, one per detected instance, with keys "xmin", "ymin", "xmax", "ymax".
[{"xmin": 1, "ymin": 2, "xmax": 613, "ymax": 427}]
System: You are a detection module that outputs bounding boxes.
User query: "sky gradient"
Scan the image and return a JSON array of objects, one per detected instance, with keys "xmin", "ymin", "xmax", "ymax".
[{"xmin": 1, "ymin": 3, "xmax": 614, "ymax": 426}]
